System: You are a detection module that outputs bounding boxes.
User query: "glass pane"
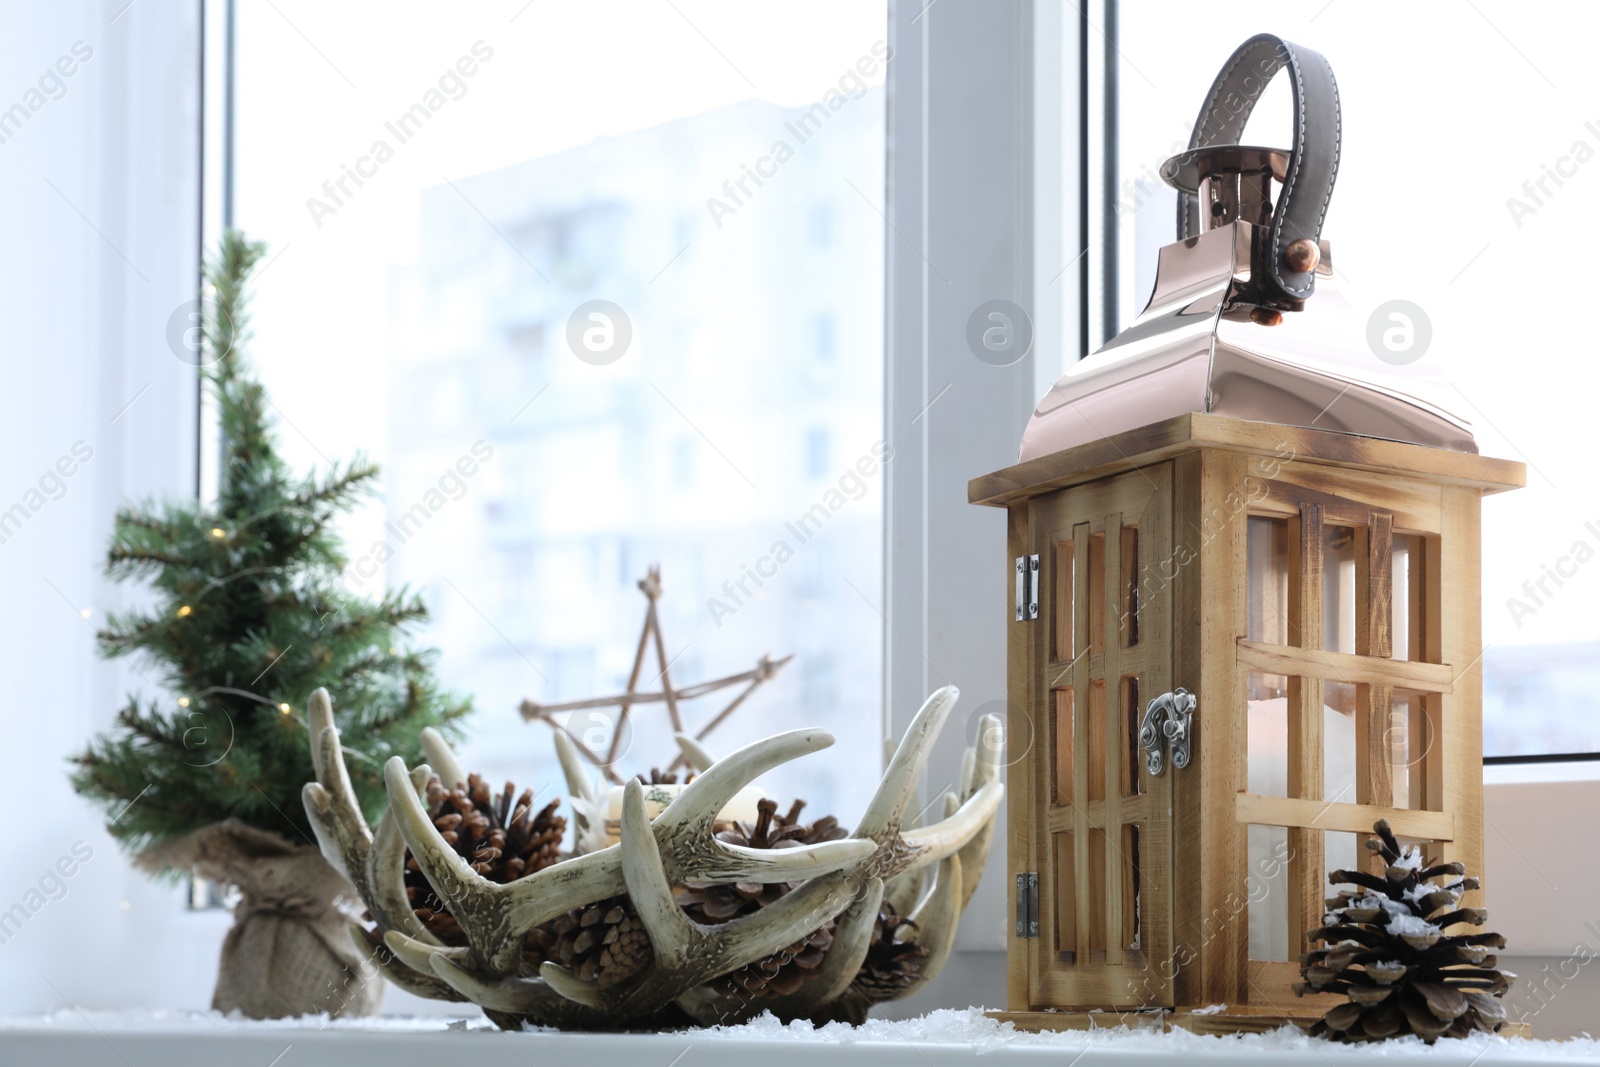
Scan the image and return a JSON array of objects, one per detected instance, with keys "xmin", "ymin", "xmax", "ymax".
[
  {"xmin": 1392, "ymin": 534, "xmax": 1424, "ymax": 662},
  {"xmin": 1054, "ymin": 540, "xmax": 1076, "ymax": 661},
  {"xmin": 1324, "ymin": 830, "xmax": 1359, "ymax": 894},
  {"xmin": 1123, "ymin": 824, "xmax": 1142, "ymax": 951},
  {"xmin": 1088, "ymin": 531, "xmax": 1106, "ymax": 654},
  {"xmin": 1124, "ymin": 675, "xmax": 1142, "ymax": 796},
  {"xmin": 1246, "ymin": 670, "xmax": 1288, "ymax": 797},
  {"xmin": 1120, "ymin": 524, "xmax": 1140, "ymax": 647},
  {"xmin": 1055, "ymin": 831, "xmax": 1076, "ymax": 961},
  {"xmin": 1323, "ymin": 526, "xmax": 1357, "ymax": 654},
  {"xmin": 1247, "ymin": 516, "xmax": 1288, "ymax": 645},
  {"xmin": 1486, "ymin": 646, "xmax": 1600, "ymax": 758},
  {"xmin": 1088, "ymin": 828, "xmax": 1109, "ymax": 960},
  {"xmin": 233, "ymin": 5, "xmax": 890, "ymax": 814},
  {"xmin": 1324, "ymin": 681, "xmax": 1358, "ymax": 805},
  {"xmin": 1386, "ymin": 687, "xmax": 1431, "ymax": 810},
  {"xmin": 1087, "ymin": 681, "xmax": 1106, "ymax": 804},
  {"xmin": 1054, "ymin": 688, "xmax": 1075, "ymax": 806},
  {"xmin": 1248, "ymin": 823, "xmax": 1289, "ymax": 961}
]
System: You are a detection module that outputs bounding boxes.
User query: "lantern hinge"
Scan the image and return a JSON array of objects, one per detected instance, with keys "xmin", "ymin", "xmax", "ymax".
[
  {"xmin": 1015, "ymin": 872, "xmax": 1039, "ymax": 938},
  {"xmin": 1014, "ymin": 555, "xmax": 1040, "ymax": 622}
]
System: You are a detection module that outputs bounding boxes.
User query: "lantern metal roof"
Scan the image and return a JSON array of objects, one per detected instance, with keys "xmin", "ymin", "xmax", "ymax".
[{"xmin": 1020, "ymin": 155, "xmax": 1476, "ymax": 464}]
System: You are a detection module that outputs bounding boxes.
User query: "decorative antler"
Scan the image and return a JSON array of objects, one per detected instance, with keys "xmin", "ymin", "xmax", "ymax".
[{"xmin": 302, "ymin": 685, "xmax": 1003, "ymax": 1029}]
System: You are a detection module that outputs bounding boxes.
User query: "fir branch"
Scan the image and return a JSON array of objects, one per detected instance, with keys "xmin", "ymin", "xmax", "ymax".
[
  {"xmin": 113, "ymin": 705, "xmax": 185, "ymax": 748},
  {"xmin": 107, "ymin": 546, "xmax": 196, "ymax": 569},
  {"xmin": 296, "ymin": 459, "xmax": 381, "ymax": 514},
  {"xmin": 112, "ymin": 511, "xmax": 187, "ymax": 539}
]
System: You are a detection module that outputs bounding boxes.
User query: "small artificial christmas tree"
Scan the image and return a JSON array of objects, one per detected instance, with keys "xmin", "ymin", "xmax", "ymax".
[
  {"xmin": 70, "ymin": 230, "xmax": 470, "ymax": 1017},
  {"xmin": 1296, "ymin": 819, "xmax": 1512, "ymax": 1042}
]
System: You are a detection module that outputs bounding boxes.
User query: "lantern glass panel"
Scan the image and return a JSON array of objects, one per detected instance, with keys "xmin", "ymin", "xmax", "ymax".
[
  {"xmin": 1247, "ymin": 823, "xmax": 1290, "ymax": 961},
  {"xmin": 1246, "ymin": 670, "xmax": 1290, "ymax": 797},
  {"xmin": 1324, "ymin": 829, "xmax": 1359, "ymax": 895},
  {"xmin": 1088, "ymin": 828, "xmax": 1110, "ymax": 960},
  {"xmin": 1247, "ymin": 516, "xmax": 1288, "ymax": 645},
  {"xmin": 1054, "ymin": 541, "xmax": 1076, "ymax": 661},
  {"xmin": 1087, "ymin": 681, "xmax": 1106, "ymax": 804},
  {"xmin": 1387, "ymin": 686, "xmax": 1430, "ymax": 810},
  {"xmin": 1124, "ymin": 675, "xmax": 1141, "ymax": 796},
  {"xmin": 1323, "ymin": 526, "xmax": 1357, "ymax": 654},
  {"xmin": 1054, "ymin": 687, "xmax": 1075, "ymax": 806},
  {"xmin": 1393, "ymin": 534, "xmax": 1424, "ymax": 662},
  {"xmin": 1055, "ymin": 831, "xmax": 1076, "ymax": 961},
  {"xmin": 1325, "ymin": 681, "xmax": 1358, "ymax": 804},
  {"xmin": 1120, "ymin": 524, "xmax": 1140, "ymax": 647},
  {"xmin": 1122, "ymin": 824, "xmax": 1141, "ymax": 950},
  {"xmin": 1088, "ymin": 532, "xmax": 1107, "ymax": 655}
]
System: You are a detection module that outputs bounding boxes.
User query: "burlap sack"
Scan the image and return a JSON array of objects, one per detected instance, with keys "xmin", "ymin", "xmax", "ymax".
[{"xmin": 138, "ymin": 821, "xmax": 382, "ymax": 1019}]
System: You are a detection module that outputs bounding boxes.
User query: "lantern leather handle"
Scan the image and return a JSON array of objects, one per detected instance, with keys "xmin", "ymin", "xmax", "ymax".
[{"xmin": 1173, "ymin": 33, "xmax": 1340, "ymax": 303}]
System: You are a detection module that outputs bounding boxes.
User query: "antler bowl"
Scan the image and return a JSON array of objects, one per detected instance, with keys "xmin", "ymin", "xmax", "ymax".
[{"xmin": 301, "ymin": 686, "xmax": 1003, "ymax": 1030}]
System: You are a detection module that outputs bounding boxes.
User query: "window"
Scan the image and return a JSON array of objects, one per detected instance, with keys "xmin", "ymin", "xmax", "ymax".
[
  {"xmin": 808, "ymin": 201, "xmax": 833, "ymax": 248},
  {"xmin": 1095, "ymin": 5, "xmax": 1599, "ymax": 759},
  {"xmin": 814, "ymin": 313, "xmax": 837, "ymax": 362},
  {"xmin": 232, "ymin": 2, "xmax": 889, "ymax": 815},
  {"xmin": 804, "ymin": 425, "xmax": 830, "ymax": 479}
]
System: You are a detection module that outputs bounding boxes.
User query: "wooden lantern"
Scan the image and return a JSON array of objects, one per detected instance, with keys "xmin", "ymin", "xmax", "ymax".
[
  {"xmin": 972, "ymin": 35, "xmax": 1525, "ymax": 1033},
  {"xmin": 972, "ymin": 414, "xmax": 1522, "ymax": 1032}
]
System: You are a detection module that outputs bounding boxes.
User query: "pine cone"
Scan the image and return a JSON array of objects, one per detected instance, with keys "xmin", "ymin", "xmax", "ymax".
[
  {"xmin": 1296, "ymin": 819, "xmax": 1512, "ymax": 1043},
  {"xmin": 849, "ymin": 899, "xmax": 929, "ymax": 1005},
  {"xmin": 675, "ymin": 798, "xmax": 847, "ymax": 998},
  {"xmin": 405, "ymin": 774, "xmax": 566, "ymax": 949}
]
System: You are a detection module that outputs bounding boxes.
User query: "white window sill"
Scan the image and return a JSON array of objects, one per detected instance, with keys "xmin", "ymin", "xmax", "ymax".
[
  {"xmin": 2, "ymin": 1009, "xmax": 1595, "ymax": 1064},
  {"xmin": 1484, "ymin": 759, "xmax": 1600, "ymax": 785}
]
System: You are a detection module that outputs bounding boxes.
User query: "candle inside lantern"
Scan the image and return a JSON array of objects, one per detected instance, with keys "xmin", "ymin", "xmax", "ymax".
[{"xmin": 601, "ymin": 782, "xmax": 765, "ymax": 845}]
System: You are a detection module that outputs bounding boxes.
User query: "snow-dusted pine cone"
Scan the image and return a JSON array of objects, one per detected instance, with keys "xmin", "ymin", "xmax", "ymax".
[{"xmin": 1296, "ymin": 819, "xmax": 1512, "ymax": 1043}]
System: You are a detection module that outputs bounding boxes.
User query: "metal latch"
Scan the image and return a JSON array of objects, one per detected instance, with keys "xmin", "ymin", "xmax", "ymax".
[
  {"xmin": 1139, "ymin": 687, "xmax": 1197, "ymax": 776},
  {"xmin": 1014, "ymin": 554, "xmax": 1039, "ymax": 622},
  {"xmin": 1015, "ymin": 872, "xmax": 1039, "ymax": 938}
]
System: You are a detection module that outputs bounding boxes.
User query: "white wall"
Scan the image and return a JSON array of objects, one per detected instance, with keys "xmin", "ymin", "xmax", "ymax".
[
  {"xmin": 0, "ymin": 0, "xmax": 229, "ymax": 1015},
  {"xmin": 1485, "ymin": 768, "xmax": 1600, "ymax": 1038}
]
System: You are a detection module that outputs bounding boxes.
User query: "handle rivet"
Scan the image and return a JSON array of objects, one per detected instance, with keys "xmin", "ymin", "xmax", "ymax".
[
  {"xmin": 1250, "ymin": 307, "xmax": 1283, "ymax": 327},
  {"xmin": 1284, "ymin": 237, "xmax": 1320, "ymax": 273}
]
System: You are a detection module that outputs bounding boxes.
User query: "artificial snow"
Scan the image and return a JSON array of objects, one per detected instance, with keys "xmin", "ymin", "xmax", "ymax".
[
  {"xmin": 1405, "ymin": 878, "xmax": 1453, "ymax": 905},
  {"xmin": 682, "ymin": 1007, "xmax": 1600, "ymax": 1059},
  {"xmin": 4, "ymin": 1006, "xmax": 1600, "ymax": 1063},
  {"xmin": 0, "ymin": 1008, "xmax": 495, "ymax": 1032},
  {"xmin": 1386, "ymin": 912, "xmax": 1443, "ymax": 938},
  {"xmin": 1393, "ymin": 844, "xmax": 1425, "ymax": 871},
  {"xmin": 1379, "ymin": 895, "xmax": 1425, "ymax": 921}
]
